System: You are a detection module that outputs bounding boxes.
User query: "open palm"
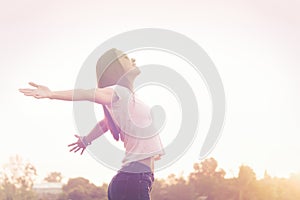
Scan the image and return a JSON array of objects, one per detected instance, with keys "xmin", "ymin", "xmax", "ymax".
[{"xmin": 19, "ymin": 82, "xmax": 52, "ymax": 99}]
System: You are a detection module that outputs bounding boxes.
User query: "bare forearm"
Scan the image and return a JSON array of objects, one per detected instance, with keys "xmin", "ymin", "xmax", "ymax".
[
  {"xmin": 49, "ymin": 88, "xmax": 113, "ymax": 105},
  {"xmin": 50, "ymin": 89, "xmax": 94, "ymax": 101},
  {"xmin": 85, "ymin": 119, "xmax": 108, "ymax": 144}
]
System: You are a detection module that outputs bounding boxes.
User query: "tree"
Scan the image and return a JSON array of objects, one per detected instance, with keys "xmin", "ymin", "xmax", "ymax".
[
  {"xmin": 44, "ymin": 171, "xmax": 63, "ymax": 183},
  {"xmin": 151, "ymin": 178, "xmax": 169, "ymax": 200},
  {"xmin": 188, "ymin": 158, "xmax": 227, "ymax": 200},
  {"xmin": 0, "ymin": 155, "xmax": 37, "ymax": 200},
  {"xmin": 62, "ymin": 177, "xmax": 107, "ymax": 200},
  {"xmin": 166, "ymin": 174, "xmax": 192, "ymax": 200},
  {"xmin": 237, "ymin": 165, "xmax": 257, "ymax": 200}
]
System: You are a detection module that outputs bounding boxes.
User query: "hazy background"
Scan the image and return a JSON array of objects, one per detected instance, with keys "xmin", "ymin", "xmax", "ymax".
[{"xmin": 1, "ymin": 0, "xmax": 300, "ymax": 185}]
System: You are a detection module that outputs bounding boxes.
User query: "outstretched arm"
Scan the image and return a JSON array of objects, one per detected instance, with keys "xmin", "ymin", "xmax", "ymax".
[
  {"xmin": 85, "ymin": 118, "xmax": 109, "ymax": 143},
  {"xmin": 68, "ymin": 118, "xmax": 108, "ymax": 154},
  {"xmin": 19, "ymin": 82, "xmax": 114, "ymax": 104}
]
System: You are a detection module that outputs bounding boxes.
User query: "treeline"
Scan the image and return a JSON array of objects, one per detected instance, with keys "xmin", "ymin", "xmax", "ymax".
[{"xmin": 1, "ymin": 155, "xmax": 300, "ymax": 200}]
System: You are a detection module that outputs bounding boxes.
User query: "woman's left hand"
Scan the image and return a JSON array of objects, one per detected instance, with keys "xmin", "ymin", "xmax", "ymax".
[
  {"xmin": 19, "ymin": 82, "xmax": 52, "ymax": 99},
  {"xmin": 68, "ymin": 135, "xmax": 87, "ymax": 155}
]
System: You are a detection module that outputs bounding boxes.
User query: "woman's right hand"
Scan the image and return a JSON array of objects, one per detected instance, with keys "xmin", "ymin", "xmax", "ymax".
[
  {"xmin": 19, "ymin": 82, "xmax": 52, "ymax": 99},
  {"xmin": 68, "ymin": 135, "xmax": 88, "ymax": 155}
]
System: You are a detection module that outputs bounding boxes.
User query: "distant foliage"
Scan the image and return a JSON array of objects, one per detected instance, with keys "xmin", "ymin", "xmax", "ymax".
[
  {"xmin": 44, "ymin": 172, "xmax": 63, "ymax": 183},
  {"xmin": 1, "ymin": 156, "xmax": 300, "ymax": 200},
  {"xmin": 0, "ymin": 155, "xmax": 37, "ymax": 200},
  {"xmin": 62, "ymin": 177, "xmax": 107, "ymax": 200}
]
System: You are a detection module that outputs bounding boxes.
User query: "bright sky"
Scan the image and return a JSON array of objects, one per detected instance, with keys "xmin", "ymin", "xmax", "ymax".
[{"xmin": 1, "ymin": 0, "xmax": 300, "ymax": 185}]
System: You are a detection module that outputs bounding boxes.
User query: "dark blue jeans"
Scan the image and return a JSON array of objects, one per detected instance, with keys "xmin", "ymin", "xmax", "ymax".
[{"xmin": 108, "ymin": 162, "xmax": 154, "ymax": 200}]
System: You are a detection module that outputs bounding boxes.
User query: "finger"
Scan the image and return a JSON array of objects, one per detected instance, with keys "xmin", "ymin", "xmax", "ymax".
[
  {"xmin": 34, "ymin": 94, "xmax": 41, "ymax": 99},
  {"xmin": 20, "ymin": 91, "xmax": 32, "ymax": 95},
  {"xmin": 74, "ymin": 135, "xmax": 80, "ymax": 138},
  {"xmin": 68, "ymin": 142, "xmax": 78, "ymax": 147},
  {"xmin": 23, "ymin": 93, "xmax": 35, "ymax": 97},
  {"xmin": 29, "ymin": 82, "xmax": 39, "ymax": 88},
  {"xmin": 80, "ymin": 148, "xmax": 85, "ymax": 155},
  {"xmin": 35, "ymin": 94, "xmax": 44, "ymax": 99},
  {"xmin": 75, "ymin": 147, "xmax": 81, "ymax": 153},
  {"xmin": 20, "ymin": 92, "xmax": 35, "ymax": 96},
  {"xmin": 69, "ymin": 146, "xmax": 78, "ymax": 152},
  {"xmin": 19, "ymin": 89, "xmax": 34, "ymax": 92},
  {"xmin": 74, "ymin": 147, "xmax": 81, "ymax": 152},
  {"xmin": 19, "ymin": 90, "xmax": 35, "ymax": 96}
]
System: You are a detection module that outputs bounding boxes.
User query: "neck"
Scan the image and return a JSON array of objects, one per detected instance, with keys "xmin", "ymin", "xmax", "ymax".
[
  {"xmin": 127, "ymin": 79, "xmax": 134, "ymax": 92},
  {"xmin": 118, "ymin": 68, "xmax": 140, "ymax": 92},
  {"xmin": 120, "ymin": 75, "xmax": 136, "ymax": 93}
]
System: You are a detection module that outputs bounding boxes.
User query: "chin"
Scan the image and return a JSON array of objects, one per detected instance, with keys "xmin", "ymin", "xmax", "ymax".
[
  {"xmin": 131, "ymin": 67, "xmax": 141, "ymax": 76},
  {"xmin": 136, "ymin": 68, "xmax": 141, "ymax": 75}
]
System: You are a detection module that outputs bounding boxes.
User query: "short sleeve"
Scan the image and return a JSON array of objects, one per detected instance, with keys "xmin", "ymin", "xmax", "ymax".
[{"xmin": 113, "ymin": 85, "xmax": 131, "ymax": 101}]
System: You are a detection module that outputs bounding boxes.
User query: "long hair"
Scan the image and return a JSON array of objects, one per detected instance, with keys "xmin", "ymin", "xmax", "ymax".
[{"xmin": 96, "ymin": 48, "xmax": 131, "ymax": 141}]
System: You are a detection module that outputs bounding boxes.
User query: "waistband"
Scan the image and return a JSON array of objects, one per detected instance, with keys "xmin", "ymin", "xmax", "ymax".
[
  {"xmin": 114, "ymin": 171, "xmax": 155, "ymax": 184},
  {"xmin": 119, "ymin": 161, "xmax": 152, "ymax": 173}
]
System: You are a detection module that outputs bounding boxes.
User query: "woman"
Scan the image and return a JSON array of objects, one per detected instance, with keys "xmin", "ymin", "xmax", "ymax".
[{"xmin": 19, "ymin": 48, "xmax": 164, "ymax": 200}]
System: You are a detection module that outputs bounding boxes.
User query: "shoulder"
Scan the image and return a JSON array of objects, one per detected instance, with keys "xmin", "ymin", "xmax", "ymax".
[
  {"xmin": 111, "ymin": 85, "xmax": 132, "ymax": 102},
  {"xmin": 96, "ymin": 85, "xmax": 131, "ymax": 104},
  {"xmin": 95, "ymin": 87, "xmax": 114, "ymax": 95},
  {"xmin": 93, "ymin": 87, "xmax": 116, "ymax": 104}
]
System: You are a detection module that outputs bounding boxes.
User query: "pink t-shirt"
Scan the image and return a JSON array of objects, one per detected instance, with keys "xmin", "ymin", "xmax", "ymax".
[{"xmin": 105, "ymin": 85, "xmax": 165, "ymax": 166}]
